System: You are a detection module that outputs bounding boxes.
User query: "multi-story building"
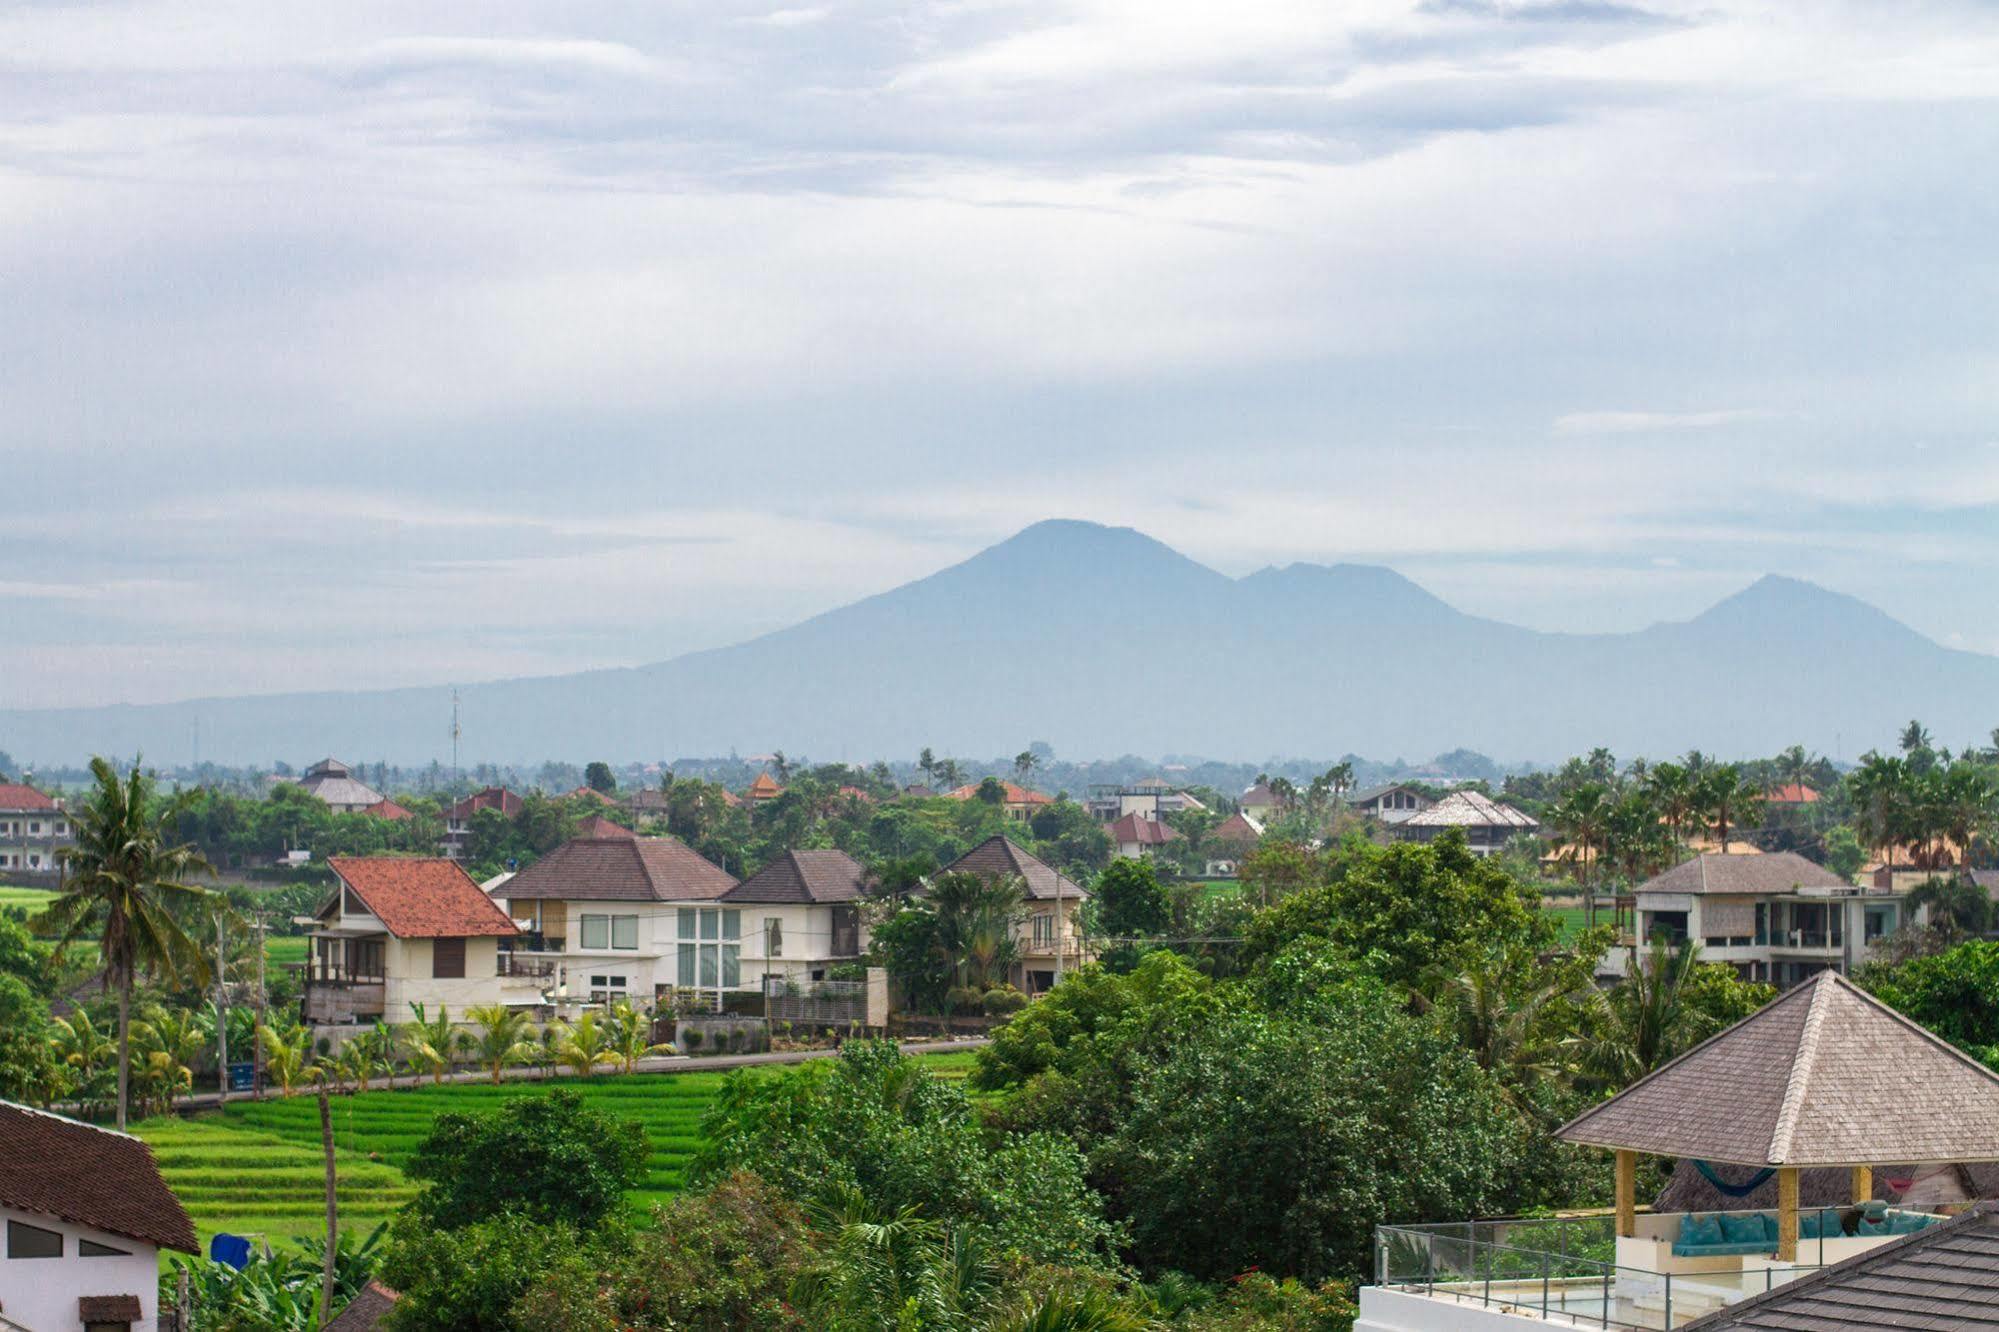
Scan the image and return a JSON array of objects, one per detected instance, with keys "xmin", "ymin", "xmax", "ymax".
[
  {"xmin": 1349, "ymin": 783, "xmax": 1436, "ymax": 825},
  {"xmin": 724, "ymin": 849, "xmax": 870, "ymax": 987},
  {"xmin": 938, "ymin": 836, "xmax": 1090, "ymax": 993},
  {"xmin": 943, "ymin": 781, "xmax": 1054, "ymax": 823},
  {"xmin": 1394, "ymin": 790, "xmax": 1539, "ymax": 857},
  {"xmin": 0, "ymin": 782, "xmax": 70, "ymax": 874},
  {"xmin": 1086, "ymin": 778, "xmax": 1207, "ymax": 822},
  {"xmin": 439, "ymin": 786, "xmax": 524, "ymax": 860}
]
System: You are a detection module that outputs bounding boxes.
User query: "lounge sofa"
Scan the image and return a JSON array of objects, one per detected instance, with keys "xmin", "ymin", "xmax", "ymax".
[{"xmin": 1672, "ymin": 1207, "xmax": 1939, "ymax": 1257}]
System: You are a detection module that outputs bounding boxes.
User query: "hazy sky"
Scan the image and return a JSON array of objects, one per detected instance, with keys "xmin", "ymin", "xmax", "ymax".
[{"xmin": 4, "ymin": 0, "xmax": 1997, "ymax": 708}]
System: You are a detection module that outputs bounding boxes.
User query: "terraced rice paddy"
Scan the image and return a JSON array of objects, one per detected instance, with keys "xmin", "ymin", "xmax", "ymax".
[{"xmin": 137, "ymin": 1051, "xmax": 979, "ymax": 1245}]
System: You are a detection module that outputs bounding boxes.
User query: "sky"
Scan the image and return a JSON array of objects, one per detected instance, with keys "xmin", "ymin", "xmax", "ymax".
[{"xmin": 4, "ymin": 0, "xmax": 1998, "ymax": 709}]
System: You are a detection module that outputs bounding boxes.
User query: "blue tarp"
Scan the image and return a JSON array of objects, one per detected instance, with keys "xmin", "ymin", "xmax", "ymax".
[{"xmin": 209, "ymin": 1233, "xmax": 253, "ymax": 1271}]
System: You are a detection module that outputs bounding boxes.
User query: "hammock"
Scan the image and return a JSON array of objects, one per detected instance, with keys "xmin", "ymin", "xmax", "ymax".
[{"xmin": 1692, "ymin": 1160, "xmax": 1777, "ymax": 1197}]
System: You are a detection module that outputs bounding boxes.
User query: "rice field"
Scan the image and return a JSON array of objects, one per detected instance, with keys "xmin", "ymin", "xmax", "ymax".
[
  {"xmin": 1541, "ymin": 901, "xmax": 1591, "ymax": 941},
  {"xmin": 0, "ymin": 884, "xmax": 59, "ymax": 913},
  {"xmin": 137, "ymin": 1051, "xmax": 980, "ymax": 1246}
]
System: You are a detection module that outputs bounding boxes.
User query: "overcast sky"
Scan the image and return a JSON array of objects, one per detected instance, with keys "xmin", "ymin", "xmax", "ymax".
[{"xmin": 4, "ymin": 0, "xmax": 1997, "ymax": 708}]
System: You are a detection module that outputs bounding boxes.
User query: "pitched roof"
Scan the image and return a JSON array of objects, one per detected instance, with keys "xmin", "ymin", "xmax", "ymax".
[
  {"xmin": 305, "ymin": 757, "xmax": 352, "ymax": 777},
  {"xmin": 903, "ymin": 784, "xmax": 938, "ymax": 799},
  {"xmin": 1635, "ymin": 851, "xmax": 1849, "ymax": 896},
  {"xmin": 445, "ymin": 787, "xmax": 524, "ymax": 821},
  {"xmin": 1352, "ymin": 783, "xmax": 1429, "ymax": 805},
  {"xmin": 1239, "ymin": 782, "xmax": 1279, "ymax": 806},
  {"xmin": 945, "ymin": 780, "xmax": 1054, "ymax": 806},
  {"xmin": 0, "ymin": 783, "xmax": 57, "ymax": 811},
  {"xmin": 325, "ymin": 1282, "xmax": 400, "ymax": 1331},
  {"xmin": 298, "ymin": 763, "xmax": 387, "ymax": 808},
  {"xmin": 1108, "ymin": 812, "xmax": 1181, "ymax": 846},
  {"xmin": 942, "ymin": 836, "xmax": 1087, "ymax": 901},
  {"xmin": 496, "ymin": 836, "xmax": 737, "ymax": 903},
  {"xmin": 1559, "ymin": 971, "xmax": 1999, "ymax": 1167},
  {"xmin": 1209, "ymin": 812, "xmax": 1265, "ymax": 845},
  {"xmin": 746, "ymin": 772, "xmax": 784, "ymax": 799},
  {"xmin": 1681, "ymin": 1200, "xmax": 1999, "ymax": 1331},
  {"xmin": 1766, "ymin": 783, "xmax": 1820, "ymax": 804},
  {"xmin": 326, "ymin": 858, "xmax": 519, "ymax": 939},
  {"xmin": 574, "ymin": 815, "xmax": 636, "ymax": 839},
  {"xmin": 1401, "ymin": 790, "xmax": 1539, "ymax": 830},
  {"xmin": 360, "ymin": 798, "xmax": 415, "ymax": 822},
  {"xmin": 0, "ymin": 1101, "xmax": 196, "ymax": 1253},
  {"xmin": 567, "ymin": 786, "xmax": 620, "ymax": 807},
  {"xmin": 80, "ymin": 1295, "xmax": 144, "ymax": 1323},
  {"xmin": 725, "ymin": 849, "xmax": 870, "ymax": 904}
]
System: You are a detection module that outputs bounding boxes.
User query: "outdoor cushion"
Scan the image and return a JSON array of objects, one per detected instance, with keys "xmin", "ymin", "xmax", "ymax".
[
  {"xmin": 1680, "ymin": 1214, "xmax": 1724, "ymax": 1248},
  {"xmin": 1889, "ymin": 1212, "xmax": 1930, "ymax": 1235},
  {"xmin": 1719, "ymin": 1213, "xmax": 1769, "ymax": 1246}
]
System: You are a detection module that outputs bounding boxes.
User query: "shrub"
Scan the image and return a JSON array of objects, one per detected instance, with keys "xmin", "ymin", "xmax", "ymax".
[
  {"xmin": 982, "ymin": 986, "xmax": 1028, "ymax": 1016},
  {"xmin": 378, "ymin": 1211, "xmax": 593, "ymax": 1332},
  {"xmin": 945, "ymin": 986, "xmax": 985, "ymax": 1014},
  {"xmin": 683, "ymin": 1028, "xmax": 704, "ymax": 1051},
  {"xmin": 404, "ymin": 1090, "xmax": 648, "ymax": 1232}
]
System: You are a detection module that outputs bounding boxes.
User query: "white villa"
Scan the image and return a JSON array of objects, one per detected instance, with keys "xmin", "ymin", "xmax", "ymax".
[
  {"xmin": 0, "ymin": 781, "xmax": 69, "ymax": 875},
  {"xmin": 0, "ymin": 1100, "xmax": 197, "ymax": 1332}
]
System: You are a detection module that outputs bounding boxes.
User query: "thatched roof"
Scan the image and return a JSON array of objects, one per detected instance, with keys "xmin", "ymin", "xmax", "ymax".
[{"xmin": 1560, "ymin": 971, "xmax": 1999, "ymax": 1167}]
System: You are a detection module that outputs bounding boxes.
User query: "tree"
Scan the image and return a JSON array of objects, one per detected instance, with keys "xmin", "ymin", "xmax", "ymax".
[
  {"xmin": 402, "ymin": 1003, "xmax": 459, "ymax": 1085},
  {"xmin": 1089, "ymin": 859, "xmax": 1170, "ymax": 970},
  {"xmin": 1823, "ymin": 825, "xmax": 1866, "ymax": 881},
  {"xmin": 0, "ymin": 977, "xmax": 57, "ymax": 1105},
  {"xmin": 1583, "ymin": 938, "xmax": 1770, "ymax": 1087},
  {"xmin": 36, "ymin": 757, "xmax": 215, "ymax": 1129},
  {"xmin": 583, "ymin": 761, "xmax": 618, "ymax": 795},
  {"xmin": 1697, "ymin": 764, "xmax": 1763, "ymax": 850},
  {"xmin": 258, "ymin": 1021, "xmax": 314, "ymax": 1095},
  {"xmin": 918, "ymin": 748, "xmax": 936, "ymax": 786},
  {"xmin": 379, "ymin": 1211, "xmax": 592, "ymax": 1332},
  {"xmin": 1644, "ymin": 762, "xmax": 1697, "ymax": 850},
  {"xmin": 1907, "ymin": 875, "xmax": 1991, "ymax": 942},
  {"xmin": 929, "ymin": 870, "xmax": 1026, "ymax": 991},
  {"xmin": 554, "ymin": 1011, "xmax": 618, "ymax": 1078},
  {"xmin": 405, "ymin": 1089, "xmax": 648, "ymax": 1231},
  {"xmin": 465, "ymin": 1004, "xmax": 534, "ymax": 1084},
  {"xmin": 1858, "ymin": 940, "xmax": 1999, "ymax": 1064},
  {"xmin": 605, "ymin": 999, "xmax": 665, "ymax": 1074},
  {"xmin": 1014, "ymin": 750, "xmax": 1040, "ymax": 784}
]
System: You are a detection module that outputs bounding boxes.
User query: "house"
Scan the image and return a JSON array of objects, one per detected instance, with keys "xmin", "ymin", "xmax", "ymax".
[
  {"xmin": 0, "ymin": 1099, "xmax": 197, "ymax": 1332},
  {"xmin": 1204, "ymin": 811, "xmax": 1264, "ymax": 876},
  {"xmin": 302, "ymin": 857, "xmax": 527, "ymax": 1025},
  {"xmin": 939, "ymin": 836, "xmax": 1089, "ymax": 993},
  {"xmin": 0, "ymin": 781, "xmax": 70, "ymax": 874},
  {"xmin": 566, "ymin": 786, "xmax": 620, "ymax": 807},
  {"xmin": 1862, "ymin": 837, "xmax": 1969, "ymax": 894},
  {"xmin": 324, "ymin": 1282, "xmax": 400, "ymax": 1331},
  {"xmin": 944, "ymin": 781, "xmax": 1054, "ymax": 822},
  {"xmin": 296, "ymin": 758, "xmax": 386, "ymax": 814},
  {"xmin": 1618, "ymin": 851, "xmax": 1903, "ymax": 987},
  {"xmin": 902, "ymin": 784, "xmax": 938, "ymax": 799},
  {"xmin": 1349, "ymin": 783, "xmax": 1434, "ymax": 825},
  {"xmin": 1237, "ymin": 783, "xmax": 1283, "ymax": 823},
  {"xmin": 1107, "ymin": 812, "xmax": 1181, "ymax": 860},
  {"xmin": 1394, "ymin": 789, "xmax": 1539, "ymax": 856},
  {"xmin": 492, "ymin": 835, "xmax": 741, "ymax": 1008},
  {"xmin": 745, "ymin": 772, "xmax": 784, "ymax": 803},
  {"xmin": 1086, "ymin": 778, "xmax": 1206, "ymax": 822},
  {"xmin": 574, "ymin": 814, "xmax": 635, "ymax": 840},
  {"xmin": 440, "ymin": 787, "xmax": 525, "ymax": 860},
  {"xmin": 723, "ymin": 849, "xmax": 870, "ymax": 986},
  {"xmin": 1764, "ymin": 782, "xmax": 1819, "ymax": 806},
  {"xmin": 359, "ymin": 798, "xmax": 415, "ymax": 822}
]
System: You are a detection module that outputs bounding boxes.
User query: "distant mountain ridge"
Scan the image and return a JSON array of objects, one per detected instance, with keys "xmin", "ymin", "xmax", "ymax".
[{"xmin": 3, "ymin": 519, "xmax": 1993, "ymax": 766}]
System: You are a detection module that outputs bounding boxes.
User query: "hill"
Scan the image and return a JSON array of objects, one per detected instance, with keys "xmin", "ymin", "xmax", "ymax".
[{"xmin": 4, "ymin": 520, "xmax": 1995, "ymax": 764}]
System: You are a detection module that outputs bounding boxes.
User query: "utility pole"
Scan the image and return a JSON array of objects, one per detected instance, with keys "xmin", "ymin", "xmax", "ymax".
[
  {"xmin": 319, "ymin": 1085, "xmax": 337, "ymax": 1324},
  {"xmin": 451, "ymin": 689, "xmax": 462, "ymax": 786},
  {"xmin": 215, "ymin": 911, "xmax": 229, "ymax": 1105},
  {"xmin": 254, "ymin": 913, "xmax": 268, "ymax": 1100}
]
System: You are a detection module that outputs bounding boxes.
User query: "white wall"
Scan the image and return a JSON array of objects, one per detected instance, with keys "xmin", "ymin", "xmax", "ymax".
[
  {"xmin": 383, "ymin": 936, "xmax": 512, "ymax": 1018},
  {"xmin": 0, "ymin": 1204, "xmax": 165, "ymax": 1332},
  {"xmin": 1357, "ymin": 1286, "xmax": 1557, "ymax": 1330}
]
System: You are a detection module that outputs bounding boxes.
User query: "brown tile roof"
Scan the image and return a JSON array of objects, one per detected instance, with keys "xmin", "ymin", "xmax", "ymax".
[
  {"xmin": 1560, "ymin": 971, "xmax": 1999, "ymax": 1167},
  {"xmin": 0, "ymin": 783, "xmax": 57, "ymax": 811},
  {"xmin": 903, "ymin": 784, "xmax": 938, "ymax": 799},
  {"xmin": 497, "ymin": 836, "xmax": 736, "ymax": 903},
  {"xmin": 1681, "ymin": 1201, "xmax": 1999, "ymax": 1330},
  {"xmin": 574, "ymin": 815, "xmax": 636, "ymax": 839},
  {"xmin": 1209, "ymin": 812, "xmax": 1265, "ymax": 845},
  {"xmin": 360, "ymin": 798, "xmax": 415, "ymax": 821},
  {"xmin": 446, "ymin": 787, "xmax": 524, "ymax": 821},
  {"xmin": 325, "ymin": 1282, "xmax": 400, "ymax": 1331},
  {"xmin": 1108, "ymin": 812, "xmax": 1181, "ymax": 846},
  {"xmin": 1239, "ymin": 783, "xmax": 1280, "ymax": 806},
  {"xmin": 746, "ymin": 773, "xmax": 784, "ymax": 799},
  {"xmin": 944, "ymin": 781, "xmax": 1054, "ymax": 807},
  {"xmin": 942, "ymin": 836, "xmax": 1087, "ymax": 902},
  {"xmin": 80, "ymin": 1294, "xmax": 144, "ymax": 1322},
  {"xmin": 726, "ymin": 849, "xmax": 870, "ymax": 904},
  {"xmin": 567, "ymin": 786, "xmax": 620, "ymax": 806},
  {"xmin": 1635, "ymin": 851, "xmax": 1849, "ymax": 896},
  {"xmin": 0, "ymin": 1101, "xmax": 196, "ymax": 1253},
  {"xmin": 1401, "ymin": 789, "xmax": 1539, "ymax": 830},
  {"xmin": 327, "ymin": 858, "xmax": 519, "ymax": 940}
]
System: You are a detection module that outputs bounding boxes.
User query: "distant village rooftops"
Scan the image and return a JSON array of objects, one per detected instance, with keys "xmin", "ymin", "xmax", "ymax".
[
  {"xmin": 746, "ymin": 772, "xmax": 784, "ymax": 801},
  {"xmin": 1108, "ymin": 812, "xmax": 1180, "ymax": 847},
  {"xmin": 1209, "ymin": 811, "xmax": 1264, "ymax": 845},
  {"xmin": 945, "ymin": 780, "xmax": 1053, "ymax": 807},
  {"xmin": 360, "ymin": 797, "xmax": 415, "ymax": 821},
  {"xmin": 1765, "ymin": 782, "xmax": 1820, "ymax": 805},
  {"xmin": 1635, "ymin": 850, "xmax": 1850, "ymax": 897},
  {"xmin": 1401, "ymin": 789, "xmax": 1538, "ymax": 831},
  {"xmin": 445, "ymin": 786, "xmax": 524, "ymax": 821},
  {"xmin": 298, "ymin": 757, "xmax": 386, "ymax": 811}
]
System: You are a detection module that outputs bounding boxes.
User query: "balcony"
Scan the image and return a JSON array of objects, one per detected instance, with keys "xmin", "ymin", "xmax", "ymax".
[
  {"xmin": 1369, "ymin": 1206, "xmax": 1942, "ymax": 1329},
  {"xmin": 497, "ymin": 952, "xmax": 558, "ymax": 980}
]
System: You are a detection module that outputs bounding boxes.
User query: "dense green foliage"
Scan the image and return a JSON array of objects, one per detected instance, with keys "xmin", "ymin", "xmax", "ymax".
[
  {"xmin": 1859, "ymin": 940, "xmax": 1999, "ymax": 1065},
  {"xmin": 404, "ymin": 1089, "xmax": 649, "ymax": 1231}
]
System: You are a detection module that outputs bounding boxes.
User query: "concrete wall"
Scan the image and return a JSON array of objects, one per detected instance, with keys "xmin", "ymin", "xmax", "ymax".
[
  {"xmin": 1357, "ymin": 1286, "xmax": 1555, "ymax": 1330},
  {"xmin": 0, "ymin": 1203, "xmax": 165, "ymax": 1332},
  {"xmin": 382, "ymin": 935, "xmax": 510, "ymax": 1020}
]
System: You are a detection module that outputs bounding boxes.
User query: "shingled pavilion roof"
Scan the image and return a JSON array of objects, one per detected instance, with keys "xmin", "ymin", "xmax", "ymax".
[{"xmin": 1560, "ymin": 971, "xmax": 1999, "ymax": 1168}]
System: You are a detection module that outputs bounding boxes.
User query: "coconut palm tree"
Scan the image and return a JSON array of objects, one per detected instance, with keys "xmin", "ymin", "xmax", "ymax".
[
  {"xmin": 1584, "ymin": 937, "xmax": 1707, "ymax": 1086},
  {"xmin": 49, "ymin": 1010, "xmax": 116, "ymax": 1111},
  {"xmin": 36, "ymin": 758, "xmax": 215, "ymax": 1129},
  {"xmin": 1697, "ymin": 764, "xmax": 1763, "ymax": 851},
  {"xmin": 928, "ymin": 871, "xmax": 1026, "ymax": 991},
  {"xmin": 553, "ymin": 1011, "xmax": 618, "ymax": 1078},
  {"xmin": 604, "ymin": 1000, "xmax": 665, "ymax": 1075},
  {"xmin": 401, "ymin": 1003, "xmax": 458, "ymax": 1086},
  {"xmin": 1644, "ymin": 762, "xmax": 1696, "ymax": 850},
  {"xmin": 131, "ymin": 1004, "xmax": 209, "ymax": 1115},
  {"xmin": 465, "ymin": 1004, "xmax": 533, "ymax": 1084},
  {"xmin": 257, "ymin": 1021, "xmax": 314, "ymax": 1095},
  {"xmin": 1906, "ymin": 875, "xmax": 1991, "ymax": 942},
  {"xmin": 1549, "ymin": 784, "xmax": 1612, "ymax": 890}
]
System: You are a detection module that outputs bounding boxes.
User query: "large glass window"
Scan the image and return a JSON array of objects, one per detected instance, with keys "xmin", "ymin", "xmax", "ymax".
[
  {"xmin": 676, "ymin": 908, "xmax": 742, "ymax": 987},
  {"xmin": 611, "ymin": 915, "xmax": 638, "ymax": 950},
  {"xmin": 580, "ymin": 914, "xmax": 610, "ymax": 950}
]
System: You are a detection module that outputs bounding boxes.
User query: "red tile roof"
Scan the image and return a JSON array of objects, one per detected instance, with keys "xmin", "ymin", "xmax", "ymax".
[
  {"xmin": 445, "ymin": 787, "xmax": 524, "ymax": 821},
  {"xmin": 0, "ymin": 783, "xmax": 57, "ymax": 811},
  {"xmin": 945, "ymin": 781, "xmax": 1054, "ymax": 807},
  {"xmin": 0, "ymin": 1101, "xmax": 196, "ymax": 1252},
  {"xmin": 1108, "ymin": 812, "xmax": 1181, "ymax": 846},
  {"xmin": 837, "ymin": 785, "xmax": 878, "ymax": 803},
  {"xmin": 1209, "ymin": 812, "xmax": 1264, "ymax": 845},
  {"xmin": 1767, "ymin": 783, "xmax": 1820, "ymax": 804},
  {"xmin": 361, "ymin": 798, "xmax": 415, "ymax": 822},
  {"xmin": 327, "ymin": 858, "xmax": 519, "ymax": 939},
  {"xmin": 746, "ymin": 773, "xmax": 784, "ymax": 799},
  {"xmin": 567, "ymin": 786, "xmax": 619, "ymax": 806},
  {"xmin": 497, "ymin": 836, "xmax": 737, "ymax": 903}
]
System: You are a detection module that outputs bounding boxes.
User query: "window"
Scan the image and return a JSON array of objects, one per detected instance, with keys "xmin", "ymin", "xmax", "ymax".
[
  {"xmin": 588, "ymin": 974, "xmax": 628, "ymax": 1002},
  {"xmin": 79, "ymin": 1238, "xmax": 130, "ymax": 1257},
  {"xmin": 611, "ymin": 915, "xmax": 638, "ymax": 950},
  {"xmin": 7, "ymin": 1218, "xmax": 62, "ymax": 1258},
  {"xmin": 432, "ymin": 937, "xmax": 466, "ymax": 979},
  {"xmin": 1865, "ymin": 904, "xmax": 1898, "ymax": 942},
  {"xmin": 580, "ymin": 914, "xmax": 610, "ymax": 949},
  {"xmin": 765, "ymin": 917, "xmax": 783, "ymax": 957},
  {"xmin": 27, "ymin": 822, "xmax": 40, "ymax": 834},
  {"xmin": 1031, "ymin": 913, "xmax": 1056, "ymax": 947},
  {"xmin": 676, "ymin": 908, "xmax": 741, "ymax": 988},
  {"xmin": 343, "ymin": 888, "xmax": 369, "ymax": 917}
]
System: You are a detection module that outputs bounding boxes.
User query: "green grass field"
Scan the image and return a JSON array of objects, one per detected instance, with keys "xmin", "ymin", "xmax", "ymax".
[
  {"xmin": 136, "ymin": 1051, "xmax": 980, "ymax": 1246},
  {"xmin": 0, "ymin": 884, "xmax": 59, "ymax": 913},
  {"xmin": 1541, "ymin": 901, "xmax": 1590, "ymax": 941},
  {"xmin": 263, "ymin": 935, "xmax": 308, "ymax": 967}
]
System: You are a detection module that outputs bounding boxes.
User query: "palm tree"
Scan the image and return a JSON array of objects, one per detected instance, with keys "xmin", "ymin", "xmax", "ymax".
[
  {"xmin": 1900, "ymin": 720, "xmax": 1934, "ymax": 757},
  {"xmin": 1432, "ymin": 946, "xmax": 1579, "ymax": 1112},
  {"xmin": 465, "ymin": 1004, "xmax": 533, "ymax": 1084},
  {"xmin": 1644, "ymin": 762, "xmax": 1696, "ymax": 850},
  {"xmin": 605, "ymin": 1000, "xmax": 665, "ymax": 1074},
  {"xmin": 553, "ymin": 1011, "xmax": 617, "ymax": 1078},
  {"xmin": 36, "ymin": 758, "xmax": 215, "ymax": 1129},
  {"xmin": 49, "ymin": 1010, "xmax": 117, "ymax": 1112},
  {"xmin": 1585, "ymin": 937, "xmax": 1706, "ymax": 1086},
  {"xmin": 1698, "ymin": 765, "xmax": 1763, "ymax": 851},
  {"xmin": 1907, "ymin": 875, "xmax": 1991, "ymax": 942},
  {"xmin": 131, "ymin": 1004, "xmax": 209, "ymax": 1115},
  {"xmin": 928, "ymin": 871, "xmax": 1026, "ymax": 991},
  {"xmin": 401, "ymin": 1003, "xmax": 458, "ymax": 1086},
  {"xmin": 1550, "ymin": 784, "xmax": 1612, "ymax": 891},
  {"xmin": 257, "ymin": 1021, "xmax": 314, "ymax": 1095},
  {"xmin": 1013, "ymin": 750, "xmax": 1039, "ymax": 785}
]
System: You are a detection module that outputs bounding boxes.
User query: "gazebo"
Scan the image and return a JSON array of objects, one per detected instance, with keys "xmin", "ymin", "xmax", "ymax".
[{"xmin": 1559, "ymin": 970, "xmax": 1999, "ymax": 1261}]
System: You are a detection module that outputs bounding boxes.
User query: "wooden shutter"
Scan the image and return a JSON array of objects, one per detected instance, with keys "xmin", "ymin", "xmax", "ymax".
[{"xmin": 433, "ymin": 936, "xmax": 466, "ymax": 979}]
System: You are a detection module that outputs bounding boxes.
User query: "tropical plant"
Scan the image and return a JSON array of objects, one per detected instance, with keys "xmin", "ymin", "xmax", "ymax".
[
  {"xmin": 1696, "ymin": 764, "xmax": 1763, "ymax": 850},
  {"xmin": 605, "ymin": 999, "xmax": 666, "ymax": 1074},
  {"xmin": 404, "ymin": 1089, "xmax": 648, "ymax": 1231},
  {"xmin": 49, "ymin": 1008, "xmax": 117, "ymax": 1110},
  {"xmin": 465, "ymin": 1003, "xmax": 534, "ymax": 1084},
  {"xmin": 402, "ymin": 1003, "xmax": 458, "ymax": 1085},
  {"xmin": 553, "ymin": 1011, "xmax": 618, "ymax": 1078},
  {"xmin": 1906, "ymin": 875, "xmax": 1992, "ymax": 942},
  {"xmin": 257, "ymin": 1021, "xmax": 314, "ymax": 1095},
  {"xmin": 35, "ymin": 757, "xmax": 216, "ymax": 1129},
  {"xmin": 129, "ymin": 1004, "xmax": 209, "ymax": 1116}
]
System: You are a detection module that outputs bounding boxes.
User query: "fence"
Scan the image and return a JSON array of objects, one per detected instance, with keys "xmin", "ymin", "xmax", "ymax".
[{"xmin": 764, "ymin": 976, "xmax": 869, "ymax": 1025}]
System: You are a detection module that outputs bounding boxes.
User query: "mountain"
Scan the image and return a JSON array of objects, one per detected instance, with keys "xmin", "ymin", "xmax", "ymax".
[{"xmin": 4, "ymin": 519, "xmax": 1995, "ymax": 766}]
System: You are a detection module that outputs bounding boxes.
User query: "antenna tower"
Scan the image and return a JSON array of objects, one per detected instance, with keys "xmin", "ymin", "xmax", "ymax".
[{"xmin": 451, "ymin": 689, "xmax": 462, "ymax": 783}]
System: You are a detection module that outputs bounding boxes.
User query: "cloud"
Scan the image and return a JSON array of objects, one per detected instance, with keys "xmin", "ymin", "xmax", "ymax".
[{"xmin": 1551, "ymin": 409, "xmax": 1792, "ymax": 434}]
